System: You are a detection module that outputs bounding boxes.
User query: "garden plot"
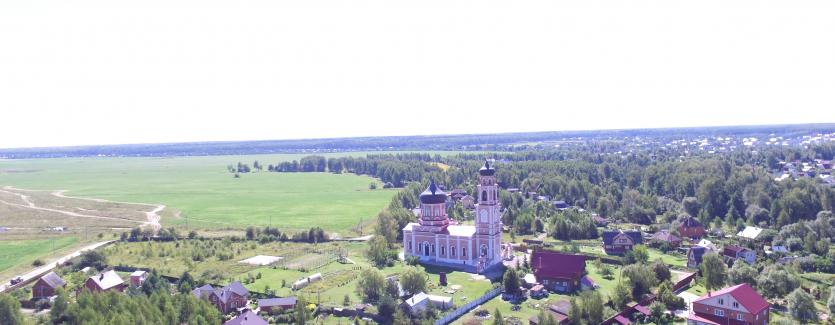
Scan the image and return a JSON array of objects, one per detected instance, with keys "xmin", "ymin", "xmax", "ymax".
[{"xmin": 239, "ymin": 255, "xmax": 283, "ymax": 266}]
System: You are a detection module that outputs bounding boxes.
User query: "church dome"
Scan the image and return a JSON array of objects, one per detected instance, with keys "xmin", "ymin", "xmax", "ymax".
[
  {"xmin": 419, "ymin": 181, "xmax": 447, "ymax": 204},
  {"xmin": 479, "ymin": 160, "xmax": 495, "ymax": 176}
]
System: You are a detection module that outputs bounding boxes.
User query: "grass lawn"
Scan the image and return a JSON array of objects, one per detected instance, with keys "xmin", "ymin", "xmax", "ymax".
[
  {"xmin": 585, "ymin": 262, "xmax": 623, "ymax": 297},
  {"xmin": 0, "ymin": 236, "xmax": 78, "ymax": 277},
  {"xmin": 0, "ymin": 152, "xmax": 458, "ymax": 232}
]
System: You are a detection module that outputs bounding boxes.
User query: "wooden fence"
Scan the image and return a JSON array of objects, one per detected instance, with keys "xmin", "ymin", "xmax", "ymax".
[{"xmin": 435, "ymin": 287, "xmax": 502, "ymax": 325}]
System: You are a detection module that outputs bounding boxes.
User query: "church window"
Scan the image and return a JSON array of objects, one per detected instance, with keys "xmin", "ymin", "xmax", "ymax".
[
  {"xmin": 482, "ymin": 191, "xmax": 487, "ymax": 202},
  {"xmin": 441, "ymin": 246, "xmax": 445, "ymax": 255},
  {"xmin": 451, "ymin": 246, "xmax": 456, "ymax": 257},
  {"xmin": 463, "ymin": 247, "xmax": 467, "ymax": 257}
]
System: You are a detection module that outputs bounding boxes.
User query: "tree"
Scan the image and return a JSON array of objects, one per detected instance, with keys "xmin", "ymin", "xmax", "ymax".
[
  {"xmin": 682, "ymin": 197, "xmax": 701, "ymax": 217},
  {"xmin": 366, "ymin": 235, "xmax": 393, "ymax": 267},
  {"xmin": 295, "ymin": 295, "xmax": 309, "ymax": 325},
  {"xmin": 568, "ymin": 298, "xmax": 583, "ymax": 325},
  {"xmin": 727, "ymin": 261, "xmax": 758, "ymax": 287},
  {"xmin": 623, "ymin": 264, "xmax": 657, "ymax": 299},
  {"xmin": 76, "ymin": 250, "xmax": 108, "ymax": 271},
  {"xmin": 400, "ymin": 267, "xmax": 428, "ymax": 296},
  {"xmin": 502, "ymin": 268, "xmax": 521, "ymax": 296},
  {"xmin": 582, "ymin": 290, "xmax": 604, "ymax": 324},
  {"xmin": 51, "ymin": 288, "xmax": 69, "ymax": 323},
  {"xmin": 828, "ymin": 286, "xmax": 835, "ymax": 317},
  {"xmin": 787, "ymin": 288, "xmax": 818, "ymax": 323},
  {"xmin": 700, "ymin": 252, "xmax": 727, "ymax": 292},
  {"xmin": 611, "ymin": 281, "xmax": 631, "ymax": 310},
  {"xmin": 356, "ymin": 269, "xmax": 385, "ymax": 302},
  {"xmin": 0, "ymin": 294, "xmax": 24, "ymax": 325},
  {"xmin": 177, "ymin": 271, "xmax": 195, "ymax": 293},
  {"xmin": 757, "ymin": 265, "xmax": 800, "ymax": 298},
  {"xmin": 624, "ymin": 245, "xmax": 649, "ymax": 265},
  {"xmin": 493, "ymin": 308, "xmax": 505, "ymax": 325},
  {"xmin": 652, "ymin": 259, "xmax": 671, "ymax": 282}
]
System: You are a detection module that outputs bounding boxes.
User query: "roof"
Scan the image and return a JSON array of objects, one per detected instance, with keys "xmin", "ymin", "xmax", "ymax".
[
  {"xmin": 223, "ymin": 310, "xmax": 268, "ymax": 325},
  {"xmin": 258, "ymin": 297, "xmax": 296, "ymax": 307},
  {"xmin": 427, "ymin": 294, "xmax": 452, "ymax": 304},
  {"xmin": 581, "ymin": 275, "xmax": 595, "ymax": 288},
  {"xmin": 405, "ymin": 292, "xmax": 428, "ymax": 307},
  {"xmin": 633, "ymin": 304, "xmax": 651, "ymax": 316},
  {"xmin": 602, "ymin": 229, "xmax": 643, "ymax": 245},
  {"xmin": 89, "ymin": 270, "xmax": 123, "ymax": 290},
  {"xmin": 531, "ymin": 250, "xmax": 586, "ymax": 280},
  {"xmin": 689, "ymin": 246, "xmax": 707, "ymax": 264},
  {"xmin": 523, "ymin": 273, "xmax": 537, "ymax": 284},
  {"xmin": 680, "ymin": 216, "xmax": 703, "ymax": 228},
  {"xmin": 419, "ymin": 181, "xmax": 447, "ymax": 204},
  {"xmin": 723, "ymin": 245, "xmax": 751, "ymax": 257},
  {"xmin": 192, "ymin": 281, "xmax": 249, "ymax": 303},
  {"xmin": 39, "ymin": 271, "xmax": 66, "ymax": 289},
  {"xmin": 478, "ymin": 160, "xmax": 495, "ymax": 176},
  {"xmin": 130, "ymin": 270, "xmax": 147, "ymax": 277},
  {"xmin": 651, "ymin": 230, "xmax": 681, "ymax": 242},
  {"xmin": 446, "ymin": 225, "xmax": 476, "ymax": 237},
  {"xmin": 226, "ymin": 281, "xmax": 249, "ymax": 297},
  {"xmin": 614, "ymin": 315, "xmax": 631, "ymax": 325},
  {"xmin": 549, "ymin": 300, "xmax": 571, "ymax": 315},
  {"xmin": 687, "ymin": 313, "xmax": 721, "ymax": 325},
  {"xmin": 736, "ymin": 226, "xmax": 764, "ymax": 240},
  {"xmin": 693, "ymin": 283, "xmax": 769, "ymax": 314}
]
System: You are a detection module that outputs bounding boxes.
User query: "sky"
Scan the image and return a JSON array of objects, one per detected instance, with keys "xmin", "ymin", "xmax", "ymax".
[{"xmin": 1, "ymin": 0, "xmax": 834, "ymax": 149}]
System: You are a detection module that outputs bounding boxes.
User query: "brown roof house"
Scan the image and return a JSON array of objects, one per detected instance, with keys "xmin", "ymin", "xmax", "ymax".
[
  {"xmin": 32, "ymin": 271, "xmax": 66, "ymax": 299},
  {"xmin": 193, "ymin": 281, "xmax": 250, "ymax": 314},
  {"xmin": 650, "ymin": 230, "xmax": 682, "ymax": 248},
  {"xmin": 678, "ymin": 216, "xmax": 706, "ymax": 239},
  {"xmin": 257, "ymin": 297, "xmax": 296, "ymax": 314},
  {"xmin": 530, "ymin": 250, "xmax": 586, "ymax": 293},
  {"xmin": 82, "ymin": 270, "xmax": 126, "ymax": 294}
]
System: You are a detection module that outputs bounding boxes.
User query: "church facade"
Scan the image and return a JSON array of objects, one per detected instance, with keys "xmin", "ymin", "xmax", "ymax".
[{"xmin": 402, "ymin": 161, "xmax": 503, "ymax": 273}]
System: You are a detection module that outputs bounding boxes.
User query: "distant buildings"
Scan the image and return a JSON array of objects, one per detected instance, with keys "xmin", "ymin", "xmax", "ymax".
[
  {"xmin": 602, "ymin": 230, "xmax": 643, "ymax": 255},
  {"xmin": 530, "ymin": 250, "xmax": 586, "ymax": 293},
  {"xmin": 649, "ymin": 230, "xmax": 682, "ymax": 248},
  {"xmin": 687, "ymin": 246, "xmax": 709, "ymax": 269},
  {"xmin": 401, "ymin": 292, "xmax": 453, "ymax": 315},
  {"xmin": 130, "ymin": 270, "xmax": 148, "ymax": 287},
  {"xmin": 687, "ymin": 283, "xmax": 769, "ymax": 325},
  {"xmin": 736, "ymin": 226, "xmax": 764, "ymax": 241}
]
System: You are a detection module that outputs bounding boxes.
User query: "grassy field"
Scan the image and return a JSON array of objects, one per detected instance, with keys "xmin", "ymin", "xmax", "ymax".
[
  {"xmin": 0, "ymin": 152, "xmax": 469, "ymax": 233},
  {"xmin": 0, "ymin": 236, "xmax": 79, "ymax": 277}
]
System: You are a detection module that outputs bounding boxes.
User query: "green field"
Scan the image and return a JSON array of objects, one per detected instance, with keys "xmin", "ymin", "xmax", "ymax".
[
  {"xmin": 0, "ymin": 152, "xmax": 454, "ymax": 232},
  {"xmin": 0, "ymin": 236, "xmax": 78, "ymax": 274}
]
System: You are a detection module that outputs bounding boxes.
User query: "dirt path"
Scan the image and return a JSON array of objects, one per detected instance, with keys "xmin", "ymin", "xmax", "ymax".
[
  {"xmin": 1, "ymin": 187, "xmax": 164, "ymax": 231},
  {"xmin": 0, "ymin": 240, "xmax": 115, "ymax": 293}
]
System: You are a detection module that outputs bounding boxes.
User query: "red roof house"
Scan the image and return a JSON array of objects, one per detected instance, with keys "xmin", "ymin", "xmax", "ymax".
[
  {"xmin": 678, "ymin": 216, "xmax": 706, "ymax": 239},
  {"xmin": 687, "ymin": 283, "xmax": 769, "ymax": 325},
  {"xmin": 530, "ymin": 250, "xmax": 586, "ymax": 293},
  {"xmin": 32, "ymin": 271, "xmax": 66, "ymax": 299}
]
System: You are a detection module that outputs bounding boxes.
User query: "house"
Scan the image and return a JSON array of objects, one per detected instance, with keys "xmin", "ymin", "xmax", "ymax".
[
  {"xmin": 678, "ymin": 216, "xmax": 706, "ymax": 239},
  {"xmin": 83, "ymin": 270, "xmax": 126, "ymax": 293},
  {"xmin": 650, "ymin": 230, "xmax": 682, "ymax": 248},
  {"xmin": 528, "ymin": 300, "xmax": 570, "ymax": 325},
  {"xmin": 460, "ymin": 195, "xmax": 475, "ymax": 209},
  {"xmin": 592, "ymin": 215, "xmax": 609, "ymax": 226},
  {"xmin": 223, "ymin": 310, "xmax": 268, "ymax": 325},
  {"xmin": 687, "ymin": 246, "xmax": 709, "ymax": 269},
  {"xmin": 765, "ymin": 245, "xmax": 789, "ymax": 255},
  {"xmin": 402, "ymin": 292, "xmax": 453, "ymax": 315},
  {"xmin": 449, "ymin": 189, "xmax": 467, "ymax": 201},
  {"xmin": 258, "ymin": 297, "xmax": 296, "ymax": 313},
  {"xmin": 687, "ymin": 283, "xmax": 769, "ymax": 325},
  {"xmin": 130, "ymin": 270, "xmax": 148, "ymax": 287},
  {"xmin": 530, "ymin": 284, "xmax": 548, "ymax": 299},
  {"xmin": 695, "ymin": 239, "xmax": 719, "ymax": 251},
  {"xmin": 522, "ymin": 273, "xmax": 538, "ymax": 288},
  {"xmin": 602, "ymin": 230, "xmax": 643, "ymax": 255},
  {"xmin": 32, "ymin": 271, "xmax": 66, "ymax": 299},
  {"xmin": 723, "ymin": 245, "xmax": 756, "ymax": 265},
  {"xmin": 192, "ymin": 281, "xmax": 250, "ymax": 313},
  {"xmin": 530, "ymin": 250, "xmax": 586, "ymax": 293},
  {"xmin": 736, "ymin": 226, "xmax": 764, "ymax": 241},
  {"xmin": 552, "ymin": 200, "xmax": 569, "ymax": 210}
]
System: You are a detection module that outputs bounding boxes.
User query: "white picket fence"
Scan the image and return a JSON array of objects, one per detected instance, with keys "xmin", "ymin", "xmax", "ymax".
[{"xmin": 435, "ymin": 287, "xmax": 503, "ymax": 325}]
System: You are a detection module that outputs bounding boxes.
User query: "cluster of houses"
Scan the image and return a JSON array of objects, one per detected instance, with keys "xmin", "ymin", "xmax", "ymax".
[
  {"xmin": 773, "ymin": 159, "xmax": 834, "ymax": 186},
  {"xmin": 28, "ymin": 267, "xmax": 298, "ymax": 325}
]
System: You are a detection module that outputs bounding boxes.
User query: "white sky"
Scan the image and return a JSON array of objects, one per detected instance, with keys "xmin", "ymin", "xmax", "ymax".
[{"xmin": 1, "ymin": 0, "xmax": 834, "ymax": 149}]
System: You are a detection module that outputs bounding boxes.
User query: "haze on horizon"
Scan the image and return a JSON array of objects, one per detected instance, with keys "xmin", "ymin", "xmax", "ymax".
[{"xmin": 1, "ymin": 0, "xmax": 834, "ymax": 149}]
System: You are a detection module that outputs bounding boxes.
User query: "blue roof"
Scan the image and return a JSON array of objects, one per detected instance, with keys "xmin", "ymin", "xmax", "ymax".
[{"xmin": 602, "ymin": 230, "xmax": 642, "ymax": 245}]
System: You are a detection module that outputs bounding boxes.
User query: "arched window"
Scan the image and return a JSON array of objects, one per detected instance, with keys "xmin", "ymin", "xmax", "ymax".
[
  {"xmin": 408, "ymin": 242, "xmax": 412, "ymax": 251},
  {"xmin": 441, "ymin": 246, "xmax": 445, "ymax": 256},
  {"xmin": 462, "ymin": 247, "xmax": 467, "ymax": 257},
  {"xmin": 451, "ymin": 246, "xmax": 456, "ymax": 257},
  {"xmin": 482, "ymin": 191, "xmax": 487, "ymax": 202},
  {"xmin": 481, "ymin": 245, "xmax": 488, "ymax": 256}
]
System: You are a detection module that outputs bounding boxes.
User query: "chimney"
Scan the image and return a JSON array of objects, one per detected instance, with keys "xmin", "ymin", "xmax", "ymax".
[{"xmin": 99, "ymin": 274, "xmax": 104, "ymax": 280}]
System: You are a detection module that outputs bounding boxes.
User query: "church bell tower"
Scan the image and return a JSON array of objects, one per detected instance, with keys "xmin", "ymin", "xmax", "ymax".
[{"xmin": 475, "ymin": 160, "xmax": 501, "ymax": 263}]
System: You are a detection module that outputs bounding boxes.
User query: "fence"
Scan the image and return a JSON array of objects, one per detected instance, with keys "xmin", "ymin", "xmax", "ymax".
[{"xmin": 435, "ymin": 287, "xmax": 502, "ymax": 325}]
